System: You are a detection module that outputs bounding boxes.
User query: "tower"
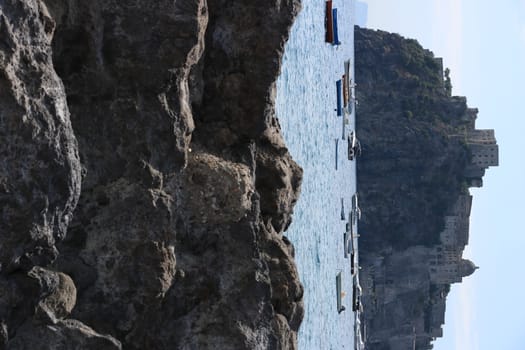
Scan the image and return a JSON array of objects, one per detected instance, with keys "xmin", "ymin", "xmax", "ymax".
[{"xmin": 464, "ymin": 129, "xmax": 498, "ymax": 182}]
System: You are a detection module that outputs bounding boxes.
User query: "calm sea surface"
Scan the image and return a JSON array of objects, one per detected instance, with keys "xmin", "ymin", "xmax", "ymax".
[{"xmin": 276, "ymin": 1, "xmax": 357, "ymax": 349}]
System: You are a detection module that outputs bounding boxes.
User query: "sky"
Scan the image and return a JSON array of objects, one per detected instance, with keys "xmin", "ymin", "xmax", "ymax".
[{"xmin": 360, "ymin": 1, "xmax": 525, "ymax": 349}]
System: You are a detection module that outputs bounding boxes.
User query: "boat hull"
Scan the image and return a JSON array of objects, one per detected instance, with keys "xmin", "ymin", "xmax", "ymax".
[
  {"xmin": 336, "ymin": 272, "xmax": 345, "ymax": 313},
  {"xmin": 336, "ymin": 80, "xmax": 342, "ymax": 116},
  {"xmin": 332, "ymin": 8, "xmax": 341, "ymax": 45},
  {"xmin": 325, "ymin": 1, "xmax": 333, "ymax": 43}
]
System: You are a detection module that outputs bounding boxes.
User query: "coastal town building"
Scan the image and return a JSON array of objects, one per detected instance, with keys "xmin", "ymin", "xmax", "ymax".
[
  {"xmin": 429, "ymin": 195, "xmax": 478, "ymax": 284},
  {"xmin": 460, "ymin": 110, "xmax": 499, "ymax": 182},
  {"xmin": 360, "ymin": 120, "xmax": 498, "ymax": 349}
]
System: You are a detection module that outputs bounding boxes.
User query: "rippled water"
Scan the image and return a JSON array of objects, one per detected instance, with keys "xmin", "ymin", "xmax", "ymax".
[{"xmin": 276, "ymin": 1, "xmax": 357, "ymax": 349}]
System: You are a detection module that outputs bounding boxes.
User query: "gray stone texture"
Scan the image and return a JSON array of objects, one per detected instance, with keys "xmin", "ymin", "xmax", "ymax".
[{"xmin": 0, "ymin": 0, "xmax": 304, "ymax": 348}]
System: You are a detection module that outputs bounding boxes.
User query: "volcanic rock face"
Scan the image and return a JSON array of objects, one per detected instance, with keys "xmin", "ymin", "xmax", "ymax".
[
  {"xmin": 0, "ymin": 0, "xmax": 304, "ymax": 349},
  {"xmin": 0, "ymin": 0, "xmax": 81, "ymax": 275}
]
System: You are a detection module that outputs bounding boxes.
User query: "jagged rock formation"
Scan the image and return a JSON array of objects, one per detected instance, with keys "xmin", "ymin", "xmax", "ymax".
[
  {"xmin": 354, "ymin": 27, "xmax": 497, "ymax": 350},
  {"xmin": 0, "ymin": 0, "xmax": 304, "ymax": 349}
]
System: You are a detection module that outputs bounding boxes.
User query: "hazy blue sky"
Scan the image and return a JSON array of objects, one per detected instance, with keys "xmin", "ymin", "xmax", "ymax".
[{"xmin": 362, "ymin": 1, "xmax": 525, "ymax": 349}]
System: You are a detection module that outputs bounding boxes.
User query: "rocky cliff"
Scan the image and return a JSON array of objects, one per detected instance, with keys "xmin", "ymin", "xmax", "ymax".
[
  {"xmin": 355, "ymin": 27, "xmax": 498, "ymax": 350},
  {"xmin": 0, "ymin": 1, "xmax": 304, "ymax": 349}
]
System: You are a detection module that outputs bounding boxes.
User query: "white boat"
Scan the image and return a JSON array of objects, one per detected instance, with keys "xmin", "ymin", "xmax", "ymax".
[
  {"xmin": 348, "ymin": 131, "xmax": 355, "ymax": 160},
  {"xmin": 352, "ymin": 274, "xmax": 363, "ymax": 312},
  {"xmin": 336, "ymin": 272, "xmax": 346, "ymax": 313},
  {"xmin": 350, "ymin": 230, "xmax": 360, "ymax": 276},
  {"xmin": 354, "ymin": 310, "xmax": 366, "ymax": 350},
  {"xmin": 351, "ymin": 192, "xmax": 362, "ymax": 224},
  {"xmin": 347, "ymin": 131, "xmax": 362, "ymax": 161}
]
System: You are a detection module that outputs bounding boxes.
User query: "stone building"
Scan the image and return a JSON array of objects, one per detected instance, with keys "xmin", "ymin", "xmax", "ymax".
[
  {"xmin": 430, "ymin": 258, "xmax": 478, "ymax": 284},
  {"xmin": 429, "ymin": 195, "xmax": 478, "ymax": 284},
  {"xmin": 461, "ymin": 112, "xmax": 499, "ymax": 182},
  {"xmin": 427, "ymin": 300, "xmax": 446, "ymax": 338}
]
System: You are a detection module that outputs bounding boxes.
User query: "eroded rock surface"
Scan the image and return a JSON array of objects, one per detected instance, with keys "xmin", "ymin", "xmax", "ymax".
[
  {"xmin": 1, "ymin": 0, "xmax": 303, "ymax": 349},
  {"xmin": 0, "ymin": 0, "xmax": 81, "ymax": 274}
]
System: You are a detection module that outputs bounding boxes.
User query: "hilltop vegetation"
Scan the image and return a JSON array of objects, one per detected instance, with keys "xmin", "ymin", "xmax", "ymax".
[{"xmin": 355, "ymin": 27, "xmax": 471, "ymax": 251}]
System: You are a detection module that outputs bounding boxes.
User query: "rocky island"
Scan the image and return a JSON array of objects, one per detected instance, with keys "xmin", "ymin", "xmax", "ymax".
[
  {"xmin": 0, "ymin": 0, "xmax": 304, "ymax": 349},
  {"xmin": 355, "ymin": 27, "xmax": 498, "ymax": 350}
]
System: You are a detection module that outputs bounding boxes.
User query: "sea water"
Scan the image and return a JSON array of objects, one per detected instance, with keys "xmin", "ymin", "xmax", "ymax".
[{"xmin": 275, "ymin": 0, "xmax": 357, "ymax": 349}]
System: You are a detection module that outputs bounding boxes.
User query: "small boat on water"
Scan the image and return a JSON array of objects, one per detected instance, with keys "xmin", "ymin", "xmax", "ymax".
[
  {"xmin": 345, "ymin": 229, "xmax": 354, "ymax": 259},
  {"xmin": 354, "ymin": 310, "xmax": 366, "ymax": 350},
  {"xmin": 351, "ymin": 192, "xmax": 362, "ymax": 225},
  {"xmin": 342, "ymin": 74, "xmax": 348, "ymax": 108},
  {"xmin": 340, "ymin": 197, "xmax": 345, "ymax": 220},
  {"xmin": 344, "ymin": 232, "xmax": 349, "ymax": 258},
  {"xmin": 341, "ymin": 108, "xmax": 347, "ymax": 140},
  {"xmin": 332, "ymin": 8, "xmax": 341, "ymax": 45},
  {"xmin": 335, "ymin": 138, "xmax": 339, "ymax": 170},
  {"xmin": 348, "ymin": 131, "xmax": 361, "ymax": 160},
  {"xmin": 352, "ymin": 275, "xmax": 362, "ymax": 312},
  {"xmin": 325, "ymin": 1, "xmax": 333, "ymax": 43},
  {"xmin": 336, "ymin": 80, "xmax": 342, "ymax": 116},
  {"xmin": 349, "ymin": 224, "xmax": 359, "ymax": 275},
  {"xmin": 344, "ymin": 60, "xmax": 351, "ymax": 106},
  {"xmin": 351, "ymin": 252, "xmax": 356, "ymax": 275},
  {"xmin": 336, "ymin": 272, "xmax": 346, "ymax": 313}
]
